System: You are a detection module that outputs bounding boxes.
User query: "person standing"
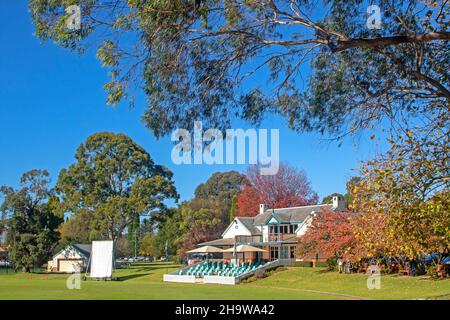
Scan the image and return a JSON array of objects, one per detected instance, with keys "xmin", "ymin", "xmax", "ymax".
[
  {"xmin": 345, "ymin": 259, "xmax": 351, "ymax": 273},
  {"xmin": 338, "ymin": 257, "xmax": 343, "ymax": 273}
]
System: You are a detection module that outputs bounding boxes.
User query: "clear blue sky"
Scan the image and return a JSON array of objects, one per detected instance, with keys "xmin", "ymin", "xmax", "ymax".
[{"xmin": 0, "ymin": 1, "xmax": 382, "ymax": 204}]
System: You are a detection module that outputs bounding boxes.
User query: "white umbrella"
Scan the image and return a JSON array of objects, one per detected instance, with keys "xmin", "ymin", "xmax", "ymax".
[
  {"xmin": 224, "ymin": 245, "xmax": 267, "ymax": 265},
  {"xmin": 223, "ymin": 245, "xmax": 267, "ymax": 253},
  {"xmin": 187, "ymin": 246, "xmax": 224, "ymax": 263},
  {"xmin": 186, "ymin": 246, "xmax": 224, "ymax": 253}
]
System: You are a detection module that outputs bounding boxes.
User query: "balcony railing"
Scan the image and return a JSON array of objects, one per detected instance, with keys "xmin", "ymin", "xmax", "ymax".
[
  {"xmin": 235, "ymin": 235, "xmax": 263, "ymax": 243},
  {"xmin": 267, "ymin": 233, "xmax": 296, "ymax": 242},
  {"xmin": 236, "ymin": 234, "xmax": 296, "ymax": 244}
]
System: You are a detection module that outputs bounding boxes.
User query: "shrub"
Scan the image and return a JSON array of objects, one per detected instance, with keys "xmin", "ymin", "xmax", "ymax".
[
  {"xmin": 426, "ymin": 265, "xmax": 438, "ymax": 278},
  {"xmin": 241, "ymin": 275, "xmax": 257, "ymax": 283},
  {"xmin": 294, "ymin": 261, "xmax": 313, "ymax": 268},
  {"xmin": 326, "ymin": 258, "xmax": 337, "ymax": 271},
  {"xmin": 254, "ymin": 269, "xmax": 265, "ymax": 279},
  {"xmin": 316, "ymin": 261, "xmax": 329, "ymax": 268}
]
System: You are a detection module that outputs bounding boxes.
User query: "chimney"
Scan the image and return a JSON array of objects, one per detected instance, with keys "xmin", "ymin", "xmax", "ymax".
[
  {"xmin": 332, "ymin": 195, "xmax": 345, "ymax": 211},
  {"xmin": 259, "ymin": 204, "xmax": 267, "ymax": 215}
]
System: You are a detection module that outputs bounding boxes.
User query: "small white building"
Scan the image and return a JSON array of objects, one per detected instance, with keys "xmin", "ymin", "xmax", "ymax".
[{"xmin": 49, "ymin": 244, "xmax": 91, "ymax": 273}]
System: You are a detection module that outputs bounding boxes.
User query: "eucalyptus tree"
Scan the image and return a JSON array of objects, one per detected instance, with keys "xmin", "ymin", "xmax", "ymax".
[
  {"xmin": 56, "ymin": 132, "xmax": 179, "ymax": 241},
  {"xmin": 29, "ymin": 0, "xmax": 449, "ymax": 138}
]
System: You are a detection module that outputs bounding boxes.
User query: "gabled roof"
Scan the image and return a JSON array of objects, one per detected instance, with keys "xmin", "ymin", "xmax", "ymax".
[
  {"xmin": 254, "ymin": 204, "xmax": 333, "ymax": 225},
  {"xmin": 221, "ymin": 216, "xmax": 261, "ymax": 237},
  {"xmin": 73, "ymin": 244, "xmax": 92, "ymax": 257},
  {"xmin": 53, "ymin": 243, "xmax": 92, "ymax": 259},
  {"xmin": 236, "ymin": 217, "xmax": 261, "ymax": 235}
]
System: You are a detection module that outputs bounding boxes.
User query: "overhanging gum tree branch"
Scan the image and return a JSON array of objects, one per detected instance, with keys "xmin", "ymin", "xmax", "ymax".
[
  {"xmin": 30, "ymin": 0, "xmax": 449, "ymax": 140},
  {"xmin": 329, "ymin": 32, "xmax": 450, "ymax": 52}
]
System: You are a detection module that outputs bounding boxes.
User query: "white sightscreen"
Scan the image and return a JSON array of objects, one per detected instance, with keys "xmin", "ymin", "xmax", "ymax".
[{"xmin": 90, "ymin": 240, "xmax": 114, "ymax": 278}]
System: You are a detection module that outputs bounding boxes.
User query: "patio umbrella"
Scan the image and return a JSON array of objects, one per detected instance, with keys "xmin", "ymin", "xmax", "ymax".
[
  {"xmin": 224, "ymin": 245, "xmax": 267, "ymax": 264},
  {"xmin": 223, "ymin": 245, "xmax": 267, "ymax": 253},
  {"xmin": 187, "ymin": 246, "xmax": 224, "ymax": 262},
  {"xmin": 186, "ymin": 246, "xmax": 224, "ymax": 253}
]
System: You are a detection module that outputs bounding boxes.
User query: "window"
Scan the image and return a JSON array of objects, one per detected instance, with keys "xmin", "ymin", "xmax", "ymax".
[
  {"xmin": 270, "ymin": 247, "xmax": 279, "ymax": 261},
  {"xmin": 290, "ymin": 246, "xmax": 297, "ymax": 259},
  {"xmin": 280, "ymin": 246, "xmax": 288, "ymax": 259}
]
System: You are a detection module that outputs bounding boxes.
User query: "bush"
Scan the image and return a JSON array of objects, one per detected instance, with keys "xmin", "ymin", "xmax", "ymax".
[
  {"xmin": 426, "ymin": 265, "xmax": 438, "ymax": 278},
  {"xmin": 316, "ymin": 261, "xmax": 329, "ymax": 268},
  {"xmin": 254, "ymin": 269, "xmax": 265, "ymax": 279},
  {"xmin": 326, "ymin": 258, "xmax": 337, "ymax": 271},
  {"xmin": 241, "ymin": 275, "xmax": 257, "ymax": 283},
  {"xmin": 294, "ymin": 261, "xmax": 313, "ymax": 268}
]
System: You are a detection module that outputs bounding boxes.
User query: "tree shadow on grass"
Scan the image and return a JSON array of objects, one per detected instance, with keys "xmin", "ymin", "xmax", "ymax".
[{"xmin": 117, "ymin": 272, "xmax": 153, "ymax": 281}]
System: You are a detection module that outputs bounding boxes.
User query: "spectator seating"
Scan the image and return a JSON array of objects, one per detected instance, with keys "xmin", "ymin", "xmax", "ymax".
[{"xmin": 180, "ymin": 261, "xmax": 266, "ymax": 277}]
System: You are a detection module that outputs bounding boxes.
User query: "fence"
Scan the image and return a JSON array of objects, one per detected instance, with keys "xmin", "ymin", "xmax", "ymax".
[
  {"xmin": 0, "ymin": 266, "xmax": 16, "ymax": 274},
  {"xmin": 0, "ymin": 264, "xmax": 46, "ymax": 274}
]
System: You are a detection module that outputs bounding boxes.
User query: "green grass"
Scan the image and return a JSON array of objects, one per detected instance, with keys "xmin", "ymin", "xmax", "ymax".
[{"xmin": 0, "ymin": 263, "xmax": 448, "ymax": 300}]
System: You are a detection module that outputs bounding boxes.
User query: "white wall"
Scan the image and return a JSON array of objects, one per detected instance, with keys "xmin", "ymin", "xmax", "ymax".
[
  {"xmin": 163, "ymin": 274, "xmax": 196, "ymax": 283},
  {"xmin": 262, "ymin": 226, "xmax": 269, "ymax": 242},
  {"xmin": 52, "ymin": 246, "xmax": 85, "ymax": 267},
  {"xmin": 222, "ymin": 218, "xmax": 252, "ymax": 239},
  {"xmin": 204, "ymin": 276, "xmax": 238, "ymax": 285},
  {"xmin": 296, "ymin": 216, "xmax": 313, "ymax": 237}
]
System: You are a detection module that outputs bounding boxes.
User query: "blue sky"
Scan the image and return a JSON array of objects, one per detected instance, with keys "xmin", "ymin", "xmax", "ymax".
[{"xmin": 0, "ymin": 1, "xmax": 382, "ymax": 204}]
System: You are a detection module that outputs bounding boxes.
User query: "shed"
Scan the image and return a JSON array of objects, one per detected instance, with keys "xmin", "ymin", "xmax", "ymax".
[{"xmin": 50, "ymin": 244, "xmax": 91, "ymax": 273}]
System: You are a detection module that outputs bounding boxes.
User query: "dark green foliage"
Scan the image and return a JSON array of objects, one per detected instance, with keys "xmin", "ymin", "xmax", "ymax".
[
  {"xmin": 294, "ymin": 261, "xmax": 313, "ymax": 268},
  {"xmin": 194, "ymin": 171, "xmax": 246, "ymax": 227},
  {"xmin": 0, "ymin": 170, "xmax": 63, "ymax": 272},
  {"xmin": 29, "ymin": 0, "xmax": 449, "ymax": 139},
  {"xmin": 326, "ymin": 258, "xmax": 338, "ymax": 271},
  {"xmin": 152, "ymin": 208, "xmax": 181, "ymax": 258},
  {"xmin": 321, "ymin": 193, "xmax": 344, "ymax": 205},
  {"xmin": 152, "ymin": 171, "xmax": 246, "ymax": 259},
  {"xmin": 56, "ymin": 132, "xmax": 179, "ymax": 241},
  {"xmin": 194, "ymin": 171, "xmax": 247, "ymax": 200},
  {"xmin": 229, "ymin": 193, "xmax": 237, "ymax": 223}
]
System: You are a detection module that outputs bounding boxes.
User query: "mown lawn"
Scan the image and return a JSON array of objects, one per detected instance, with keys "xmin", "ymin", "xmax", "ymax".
[{"xmin": 0, "ymin": 263, "xmax": 448, "ymax": 300}]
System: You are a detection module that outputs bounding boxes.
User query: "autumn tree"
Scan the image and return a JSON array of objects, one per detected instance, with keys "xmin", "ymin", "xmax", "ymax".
[
  {"xmin": 237, "ymin": 163, "xmax": 318, "ymax": 216},
  {"xmin": 297, "ymin": 209, "xmax": 356, "ymax": 260},
  {"xmin": 30, "ymin": 0, "xmax": 449, "ymax": 140},
  {"xmin": 56, "ymin": 132, "xmax": 178, "ymax": 241},
  {"xmin": 352, "ymin": 125, "xmax": 449, "ymax": 259},
  {"xmin": 349, "ymin": 210, "xmax": 406, "ymax": 263}
]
